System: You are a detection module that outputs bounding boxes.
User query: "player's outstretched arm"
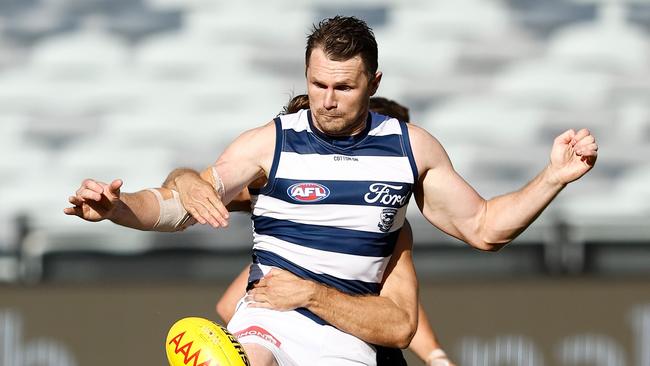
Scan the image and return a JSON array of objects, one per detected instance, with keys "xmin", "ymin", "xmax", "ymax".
[
  {"xmin": 64, "ymin": 178, "xmax": 164, "ymax": 230},
  {"xmin": 410, "ymin": 125, "xmax": 597, "ymax": 251},
  {"xmin": 248, "ymin": 222, "xmax": 418, "ymax": 348}
]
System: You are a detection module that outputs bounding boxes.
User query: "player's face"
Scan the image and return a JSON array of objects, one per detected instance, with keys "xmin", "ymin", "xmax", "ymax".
[{"xmin": 306, "ymin": 47, "xmax": 382, "ymax": 136}]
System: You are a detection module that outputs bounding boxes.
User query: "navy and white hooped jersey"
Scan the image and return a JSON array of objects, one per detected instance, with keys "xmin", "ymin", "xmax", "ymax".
[{"xmin": 249, "ymin": 109, "xmax": 418, "ymax": 306}]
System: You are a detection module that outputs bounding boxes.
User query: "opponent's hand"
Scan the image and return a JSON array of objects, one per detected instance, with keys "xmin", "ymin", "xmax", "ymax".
[
  {"xmin": 547, "ymin": 128, "xmax": 598, "ymax": 185},
  {"xmin": 247, "ymin": 269, "xmax": 316, "ymax": 311},
  {"xmin": 174, "ymin": 172, "xmax": 229, "ymax": 228},
  {"xmin": 64, "ymin": 179, "xmax": 123, "ymax": 222}
]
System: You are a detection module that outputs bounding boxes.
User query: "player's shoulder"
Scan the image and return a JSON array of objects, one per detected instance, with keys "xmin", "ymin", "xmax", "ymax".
[
  {"xmin": 404, "ymin": 123, "xmax": 451, "ymax": 173},
  {"xmin": 237, "ymin": 120, "xmax": 277, "ymax": 141},
  {"xmin": 405, "ymin": 123, "xmax": 444, "ymax": 150},
  {"xmin": 224, "ymin": 120, "xmax": 277, "ymax": 159}
]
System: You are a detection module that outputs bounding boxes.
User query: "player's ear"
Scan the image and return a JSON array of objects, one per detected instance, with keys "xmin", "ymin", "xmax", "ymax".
[{"xmin": 369, "ymin": 71, "xmax": 382, "ymax": 96}]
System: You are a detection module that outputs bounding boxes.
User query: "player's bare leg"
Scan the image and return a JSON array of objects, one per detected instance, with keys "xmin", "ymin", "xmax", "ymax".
[{"xmin": 243, "ymin": 343, "xmax": 279, "ymax": 366}]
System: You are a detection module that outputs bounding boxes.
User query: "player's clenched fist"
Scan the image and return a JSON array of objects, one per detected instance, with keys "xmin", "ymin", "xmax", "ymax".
[
  {"xmin": 64, "ymin": 178, "xmax": 123, "ymax": 222},
  {"xmin": 547, "ymin": 128, "xmax": 598, "ymax": 186}
]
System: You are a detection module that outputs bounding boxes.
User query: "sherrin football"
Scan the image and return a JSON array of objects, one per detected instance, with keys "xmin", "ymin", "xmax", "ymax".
[{"xmin": 166, "ymin": 317, "xmax": 250, "ymax": 366}]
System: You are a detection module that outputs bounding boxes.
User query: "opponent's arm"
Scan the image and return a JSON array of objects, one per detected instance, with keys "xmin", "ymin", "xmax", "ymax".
[
  {"xmin": 216, "ymin": 265, "xmax": 250, "ymax": 324},
  {"xmin": 226, "ymin": 189, "xmax": 254, "ymax": 212},
  {"xmin": 249, "ymin": 222, "xmax": 418, "ymax": 348},
  {"xmin": 410, "ymin": 125, "xmax": 597, "ymax": 251},
  {"xmin": 409, "ymin": 304, "xmax": 455, "ymax": 366},
  {"xmin": 226, "ymin": 176, "xmax": 267, "ymax": 212}
]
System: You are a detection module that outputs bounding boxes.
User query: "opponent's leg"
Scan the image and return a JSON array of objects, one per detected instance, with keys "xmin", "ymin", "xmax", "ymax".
[{"xmin": 243, "ymin": 343, "xmax": 279, "ymax": 366}]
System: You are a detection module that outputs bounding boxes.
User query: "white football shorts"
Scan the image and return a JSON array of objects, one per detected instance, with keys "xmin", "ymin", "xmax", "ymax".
[{"xmin": 227, "ymin": 268, "xmax": 377, "ymax": 366}]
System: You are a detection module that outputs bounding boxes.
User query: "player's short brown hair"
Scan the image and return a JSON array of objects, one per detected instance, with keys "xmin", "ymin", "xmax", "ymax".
[
  {"xmin": 306, "ymin": 16, "xmax": 378, "ymax": 78},
  {"xmin": 284, "ymin": 94, "xmax": 410, "ymax": 123}
]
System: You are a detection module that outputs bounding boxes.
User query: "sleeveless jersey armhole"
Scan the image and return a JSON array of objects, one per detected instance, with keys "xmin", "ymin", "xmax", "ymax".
[
  {"xmin": 258, "ymin": 117, "xmax": 283, "ymax": 196},
  {"xmin": 399, "ymin": 121, "xmax": 419, "ymax": 183}
]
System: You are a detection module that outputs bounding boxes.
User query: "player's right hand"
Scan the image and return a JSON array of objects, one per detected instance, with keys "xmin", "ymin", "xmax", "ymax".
[
  {"xmin": 63, "ymin": 178, "xmax": 123, "ymax": 222},
  {"xmin": 174, "ymin": 172, "xmax": 229, "ymax": 228}
]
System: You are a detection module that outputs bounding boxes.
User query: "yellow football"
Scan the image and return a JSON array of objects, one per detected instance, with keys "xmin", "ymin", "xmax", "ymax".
[{"xmin": 166, "ymin": 317, "xmax": 250, "ymax": 366}]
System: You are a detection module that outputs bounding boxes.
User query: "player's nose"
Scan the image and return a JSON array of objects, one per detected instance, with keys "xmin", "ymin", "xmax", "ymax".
[{"xmin": 323, "ymin": 89, "xmax": 337, "ymax": 110}]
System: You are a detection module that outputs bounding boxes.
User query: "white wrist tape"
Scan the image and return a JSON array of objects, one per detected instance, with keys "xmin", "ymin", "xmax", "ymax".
[
  {"xmin": 211, "ymin": 167, "xmax": 225, "ymax": 198},
  {"xmin": 147, "ymin": 189, "xmax": 192, "ymax": 231},
  {"xmin": 427, "ymin": 349, "xmax": 449, "ymax": 366}
]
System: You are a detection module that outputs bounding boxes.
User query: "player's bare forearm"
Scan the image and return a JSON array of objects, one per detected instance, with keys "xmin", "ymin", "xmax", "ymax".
[
  {"xmin": 216, "ymin": 266, "xmax": 250, "ymax": 323},
  {"xmin": 408, "ymin": 303, "xmax": 440, "ymax": 359},
  {"xmin": 306, "ymin": 285, "xmax": 415, "ymax": 348},
  {"xmin": 478, "ymin": 165, "xmax": 565, "ymax": 250},
  {"xmin": 66, "ymin": 179, "xmax": 169, "ymax": 231},
  {"xmin": 475, "ymin": 126, "xmax": 596, "ymax": 248},
  {"xmin": 248, "ymin": 262, "xmax": 417, "ymax": 348},
  {"xmin": 307, "ymin": 224, "xmax": 417, "ymax": 348},
  {"xmin": 108, "ymin": 190, "xmax": 161, "ymax": 230},
  {"xmin": 412, "ymin": 125, "xmax": 596, "ymax": 252},
  {"xmin": 409, "ymin": 303, "xmax": 456, "ymax": 365}
]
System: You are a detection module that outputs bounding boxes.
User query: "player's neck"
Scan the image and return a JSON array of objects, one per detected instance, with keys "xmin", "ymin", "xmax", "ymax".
[{"xmin": 344, "ymin": 114, "xmax": 370, "ymax": 137}]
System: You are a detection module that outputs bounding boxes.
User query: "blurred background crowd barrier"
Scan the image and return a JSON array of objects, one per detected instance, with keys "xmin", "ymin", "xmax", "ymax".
[{"xmin": 0, "ymin": 0, "xmax": 649, "ymax": 364}]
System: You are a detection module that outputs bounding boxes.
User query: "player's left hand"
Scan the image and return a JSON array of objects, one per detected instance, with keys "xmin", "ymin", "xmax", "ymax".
[
  {"xmin": 547, "ymin": 128, "xmax": 598, "ymax": 185},
  {"xmin": 247, "ymin": 268, "xmax": 316, "ymax": 311}
]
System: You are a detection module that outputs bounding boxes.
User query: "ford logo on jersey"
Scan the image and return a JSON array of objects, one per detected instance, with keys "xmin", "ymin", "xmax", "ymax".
[{"xmin": 287, "ymin": 183, "xmax": 330, "ymax": 202}]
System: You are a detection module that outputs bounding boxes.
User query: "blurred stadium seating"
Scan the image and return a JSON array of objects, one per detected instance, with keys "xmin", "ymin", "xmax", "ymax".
[{"xmin": 0, "ymin": 0, "xmax": 649, "ymax": 283}]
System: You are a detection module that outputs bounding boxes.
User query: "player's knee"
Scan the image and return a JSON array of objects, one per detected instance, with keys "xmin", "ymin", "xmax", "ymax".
[{"xmin": 242, "ymin": 343, "xmax": 278, "ymax": 366}]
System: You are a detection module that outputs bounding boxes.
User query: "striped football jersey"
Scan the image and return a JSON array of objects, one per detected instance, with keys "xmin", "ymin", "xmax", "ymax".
[{"xmin": 249, "ymin": 109, "xmax": 417, "ymax": 322}]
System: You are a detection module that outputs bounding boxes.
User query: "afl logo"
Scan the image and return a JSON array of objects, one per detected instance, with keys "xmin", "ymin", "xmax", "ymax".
[{"xmin": 287, "ymin": 183, "xmax": 330, "ymax": 202}]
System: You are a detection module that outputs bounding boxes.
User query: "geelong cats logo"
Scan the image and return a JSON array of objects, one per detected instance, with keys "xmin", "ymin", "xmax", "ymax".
[{"xmin": 378, "ymin": 208, "xmax": 398, "ymax": 232}]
